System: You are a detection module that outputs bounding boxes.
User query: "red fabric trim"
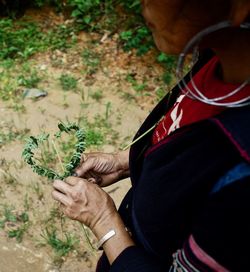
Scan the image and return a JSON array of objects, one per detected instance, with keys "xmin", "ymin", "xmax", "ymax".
[
  {"xmin": 189, "ymin": 235, "xmax": 230, "ymax": 272},
  {"xmin": 212, "ymin": 118, "xmax": 250, "ymax": 163},
  {"xmin": 152, "ymin": 56, "xmax": 250, "ymax": 145},
  {"xmin": 145, "ymin": 127, "xmax": 190, "ymax": 157}
]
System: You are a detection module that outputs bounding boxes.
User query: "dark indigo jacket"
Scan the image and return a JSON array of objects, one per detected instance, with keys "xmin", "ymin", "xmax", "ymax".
[{"xmin": 97, "ymin": 53, "xmax": 250, "ymax": 272}]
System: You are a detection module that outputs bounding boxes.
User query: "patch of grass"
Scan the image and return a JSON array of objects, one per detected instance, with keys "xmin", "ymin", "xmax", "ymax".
[
  {"xmin": 0, "ymin": 19, "xmax": 43, "ymax": 60},
  {"xmin": 90, "ymin": 89, "xmax": 103, "ymax": 102},
  {"xmin": 41, "ymin": 227, "xmax": 79, "ymax": 257},
  {"xmin": 120, "ymin": 26, "xmax": 153, "ymax": 56},
  {"xmin": 0, "ymin": 206, "xmax": 17, "ymax": 226},
  {"xmin": 155, "ymin": 87, "xmax": 167, "ymax": 102},
  {"xmin": 120, "ymin": 91, "xmax": 135, "ymax": 102},
  {"xmin": 157, "ymin": 53, "xmax": 177, "ymax": 85},
  {"xmin": 0, "ymin": 121, "xmax": 29, "ymax": 148},
  {"xmin": 59, "ymin": 74, "xmax": 78, "ymax": 91},
  {"xmin": 31, "ymin": 182, "xmax": 44, "ymax": 201},
  {"xmin": 85, "ymin": 129, "xmax": 104, "ymax": 147},
  {"xmin": 0, "ymin": 18, "xmax": 77, "ymax": 62},
  {"xmin": 18, "ymin": 70, "xmax": 41, "ymax": 88},
  {"xmin": 77, "ymin": 113, "xmax": 119, "ymax": 148},
  {"xmin": 126, "ymin": 74, "xmax": 148, "ymax": 94},
  {"xmin": 46, "ymin": 24, "xmax": 77, "ymax": 51},
  {"xmin": 0, "ymin": 206, "xmax": 29, "ymax": 243},
  {"xmin": 82, "ymin": 48, "xmax": 101, "ymax": 74},
  {"xmin": 0, "ymin": 159, "xmax": 19, "ymax": 185},
  {"xmin": 8, "ymin": 220, "xmax": 29, "ymax": 243}
]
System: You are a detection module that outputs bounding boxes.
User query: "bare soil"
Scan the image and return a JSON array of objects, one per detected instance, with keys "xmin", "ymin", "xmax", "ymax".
[{"xmin": 0, "ymin": 8, "xmax": 167, "ymax": 272}]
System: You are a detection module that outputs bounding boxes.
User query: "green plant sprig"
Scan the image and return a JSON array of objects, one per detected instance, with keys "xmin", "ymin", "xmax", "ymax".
[{"xmin": 22, "ymin": 122, "xmax": 85, "ymax": 180}]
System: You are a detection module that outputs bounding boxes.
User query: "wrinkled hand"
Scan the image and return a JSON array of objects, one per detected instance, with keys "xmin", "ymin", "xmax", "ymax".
[
  {"xmin": 52, "ymin": 177, "xmax": 117, "ymax": 230},
  {"xmin": 74, "ymin": 151, "xmax": 130, "ymax": 187}
]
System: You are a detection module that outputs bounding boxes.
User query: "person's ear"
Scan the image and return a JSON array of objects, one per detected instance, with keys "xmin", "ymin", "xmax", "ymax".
[{"xmin": 230, "ymin": 0, "xmax": 250, "ymax": 26}]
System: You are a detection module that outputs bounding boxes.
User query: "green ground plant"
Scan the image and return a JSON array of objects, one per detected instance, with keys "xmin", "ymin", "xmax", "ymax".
[
  {"xmin": 82, "ymin": 47, "xmax": 101, "ymax": 75},
  {"xmin": 78, "ymin": 112, "xmax": 118, "ymax": 148},
  {"xmin": 126, "ymin": 74, "xmax": 148, "ymax": 94},
  {"xmin": 0, "ymin": 206, "xmax": 29, "ymax": 243},
  {"xmin": 0, "ymin": 19, "xmax": 43, "ymax": 60},
  {"xmin": 41, "ymin": 227, "xmax": 79, "ymax": 257},
  {"xmin": 0, "ymin": 121, "xmax": 29, "ymax": 147},
  {"xmin": 0, "ymin": 18, "xmax": 77, "ymax": 62},
  {"xmin": 90, "ymin": 89, "xmax": 104, "ymax": 102},
  {"xmin": 157, "ymin": 53, "xmax": 178, "ymax": 85},
  {"xmin": 18, "ymin": 71, "xmax": 41, "ymax": 88},
  {"xmin": 59, "ymin": 74, "xmax": 78, "ymax": 91}
]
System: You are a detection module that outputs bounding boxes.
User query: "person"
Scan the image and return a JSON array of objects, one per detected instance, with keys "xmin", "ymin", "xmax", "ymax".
[{"xmin": 52, "ymin": 0, "xmax": 250, "ymax": 271}]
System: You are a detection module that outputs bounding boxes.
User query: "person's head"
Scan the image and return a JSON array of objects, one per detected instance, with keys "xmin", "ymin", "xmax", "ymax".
[{"xmin": 141, "ymin": 0, "xmax": 250, "ymax": 55}]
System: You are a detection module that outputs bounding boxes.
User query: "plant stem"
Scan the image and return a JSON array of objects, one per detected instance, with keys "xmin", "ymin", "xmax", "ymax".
[
  {"xmin": 0, "ymin": 168, "xmax": 9, "ymax": 177},
  {"xmin": 80, "ymin": 223, "xmax": 96, "ymax": 252},
  {"xmin": 51, "ymin": 139, "xmax": 65, "ymax": 174},
  {"xmin": 121, "ymin": 116, "xmax": 165, "ymax": 151},
  {"xmin": 122, "ymin": 124, "xmax": 157, "ymax": 151}
]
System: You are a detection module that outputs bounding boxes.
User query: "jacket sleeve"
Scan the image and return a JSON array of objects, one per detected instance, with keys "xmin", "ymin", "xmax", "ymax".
[{"xmin": 110, "ymin": 246, "xmax": 165, "ymax": 272}]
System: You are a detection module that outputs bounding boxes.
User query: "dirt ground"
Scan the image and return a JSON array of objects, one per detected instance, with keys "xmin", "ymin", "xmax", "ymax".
[{"xmin": 0, "ymin": 8, "xmax": 168, "ymax": 272}]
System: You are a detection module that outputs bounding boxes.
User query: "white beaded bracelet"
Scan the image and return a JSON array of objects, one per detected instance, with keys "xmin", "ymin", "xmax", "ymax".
[{"xmin": 97, "ymin": 229, "xmax": 116, "ymax": 250}]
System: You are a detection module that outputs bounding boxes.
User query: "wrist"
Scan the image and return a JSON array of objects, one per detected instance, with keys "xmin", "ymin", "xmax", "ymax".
[
  {"xmin": 92, "ymin": 212, "xmax": 135, "ymax": 264},
  {"xmin": 115, "ymin": 150, "xmax": 130, "ymax": 180},
  {"xmin": 92, "ymin": 211, "xmax": 120, "ymax": 239}
]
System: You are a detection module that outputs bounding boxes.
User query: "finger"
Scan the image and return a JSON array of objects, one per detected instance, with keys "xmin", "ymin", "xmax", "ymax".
[
  {"xmin": 88, "ymin": 171, "xmax": 102, "ymax": 184},
  {"xmin": 88, "ymin": 177, "xmax": 97, "ymax": 184},
  {"xmin": 74, "ymin": 157, "xmax": 96, "ymax": 177},
  {"xmin": 64, "ymin": 176, "xmax": 87, "ymax": 186},
  {"xmin": 80, "ymin": 153, "xmax": 87, "ymax": 164},
  {"xmin": 53, "ymin": 179, "xmax": 72, "ymax": 194},
  {"xmin": 52, "ymin": 190, "xmax": 71, "ymax": 206}
]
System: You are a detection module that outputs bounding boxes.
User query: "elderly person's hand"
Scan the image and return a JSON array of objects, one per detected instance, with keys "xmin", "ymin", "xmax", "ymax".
[
  {"xmin": 52, "ymin": 177, "xmax": 117, "ymax": 230},
  {"xmin": 74, "ymin": 150, "xmax": 130, "ymax": 187},
  {"xmin": 52, "ymin": 177, "xmax": 135, "ymax": 264}
]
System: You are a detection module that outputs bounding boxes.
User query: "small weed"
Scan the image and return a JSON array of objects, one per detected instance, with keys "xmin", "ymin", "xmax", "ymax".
[
  {"xmin": 157, "ymin": 53, "xmax": 177, "ymax": 85},
  {"xmin": 105, "ymin": 102, "xmax": 112, "ymax": 120},
  {"xmin": 82, "ymin": 48, "xmax": 101, "ymax": 74},
  {"xmin": 120, "ymin": 26, "xmax": 153, "ymax": 56},
  {"xmin": 126, "ymin": 74, "xmax": 147, "ymax": 94},
  {"xmin": 77, "ymin": 113, "xmax": 120, "ymax": 147},
  {"xmin": 59, "ymin": 74, "xmax": 78, "ymax": 91},
  {"xmin": 90, "ymin": 90, "xmax": 103, "ymax": 102},
  {"xmin": 8, "ymin": 217, "xmax": 29, "ymax": 243},
  {"xmin": 85, "ymin": 129, "xmax": 104, "ymax": 147},
  {"xmin": 0, "ymin": 121, "xmax": 29, "ymax": 148},
  {"xmin": 32, "ymin": 182, "xmax": 44, "ymax": 201},
  {"xmin": 0, "ymin": 77, "xmax": 18, "ymax": 101},
  {"xmin": 0, "ymin": 206, "xmax": 29, "ymax": 243},
  {"xmin": 46, "ymin": 24, "xmax": 77, "ymax": 51},
  {"xmin": 42, "ymin": 227, "xmax": 79, "ymax": 257},
  {"xmin": 120, "ymin": 92, "xmax": 135, "ymax": 102},
  {"xmin": 18, "ymin": 71, "xmax": 41, "ymax": 88},
  {"xmin": 11, "ymin": 103, "xmax": 26, "ymax": 113},
  {"xmin": 0, "ymin": 206, "xmax": 17, "ymax": 225},
  {"xmin": 156, "ymin": 87, "xmax": 167, "ymax": 102},
  {"xmin": 0, "ymin": 159, "xmax": 18, "ymax": 185}
]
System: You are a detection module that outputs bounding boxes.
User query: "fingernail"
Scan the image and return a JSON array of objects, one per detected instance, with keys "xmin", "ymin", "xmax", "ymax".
[{"xmin": 88, "ymin": 178, "xmax": 97, "ymax": 184}]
